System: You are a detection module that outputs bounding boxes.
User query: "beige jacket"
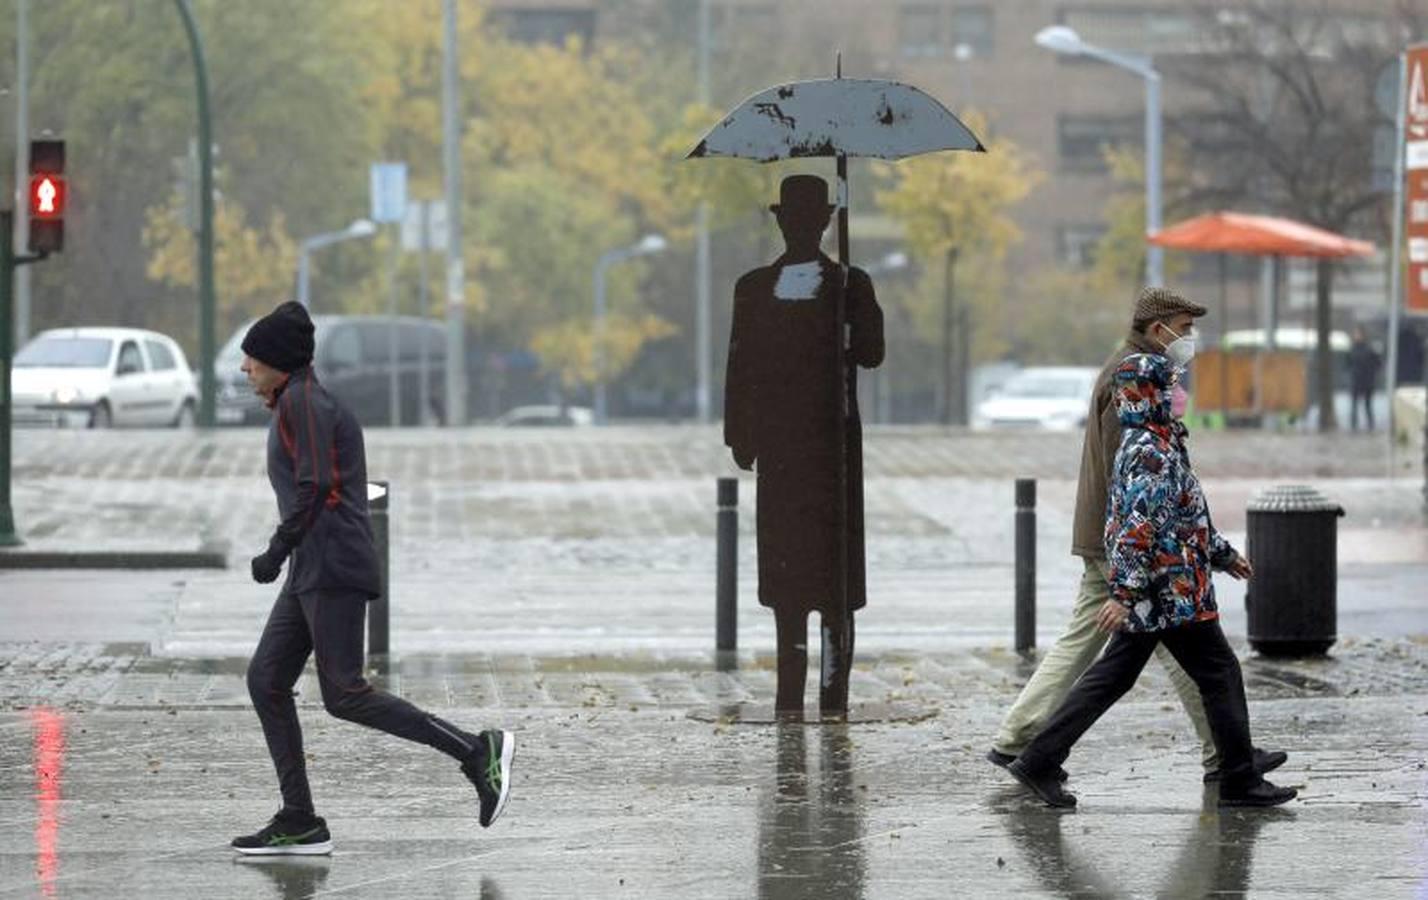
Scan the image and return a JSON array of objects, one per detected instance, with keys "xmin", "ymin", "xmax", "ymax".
[{"xmin": 1071, "ymin": 328, "xmax": 1166, "ymax": 558}]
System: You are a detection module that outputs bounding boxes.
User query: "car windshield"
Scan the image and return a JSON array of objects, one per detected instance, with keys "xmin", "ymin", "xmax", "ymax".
[
  {"xmin": 1000, "ymin": 375, "xmax": 1087, "ymax": 399},
  {"xmin": 14, "ymin": 337, "xmax": 113, "ymax": 368}
]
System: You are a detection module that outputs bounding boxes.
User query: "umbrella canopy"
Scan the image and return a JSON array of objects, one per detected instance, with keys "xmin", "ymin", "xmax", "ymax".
[
  {"xmin": 1147, "ymin": 212, "xmax": 1375, "ymax": 259},
  {"xmin": 687, "ymin": 78, "xmax": 983, "ymax": 163}
]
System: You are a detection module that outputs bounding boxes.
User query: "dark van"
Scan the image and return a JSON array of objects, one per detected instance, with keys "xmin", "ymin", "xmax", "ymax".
[{"xmin": 215, "ymin": 315, "xmax": 447, "ymax": 427}]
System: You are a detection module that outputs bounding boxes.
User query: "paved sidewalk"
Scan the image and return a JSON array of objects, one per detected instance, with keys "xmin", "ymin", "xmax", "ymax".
[
  {"xmin": 2, "ymin": 426, "xmax": 1425, "ymax": 897},
  {"xmin": 1, "ymin": 642, "xmax": 1425, "ymax": 899}
]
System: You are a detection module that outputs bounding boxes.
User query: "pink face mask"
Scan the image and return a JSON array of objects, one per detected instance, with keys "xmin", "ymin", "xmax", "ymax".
[{"xmin": 1170, "ymin": 384, "xmax": 1188, "ymax": 419}]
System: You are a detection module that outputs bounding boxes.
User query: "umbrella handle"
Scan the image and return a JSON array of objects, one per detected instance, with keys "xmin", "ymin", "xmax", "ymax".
[{"xmin": 833, "ymin": 151, "xmax": 851, "ymax": 685}]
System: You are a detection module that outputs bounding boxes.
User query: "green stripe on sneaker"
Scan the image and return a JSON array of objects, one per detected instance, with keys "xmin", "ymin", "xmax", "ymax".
[
  {"xmin": 486, "ymin": 733, "xmax": 502, "ymax": 791},
  {"xmin": 267, "ymin": 826, "xmax": 322, "ymax": 846}
]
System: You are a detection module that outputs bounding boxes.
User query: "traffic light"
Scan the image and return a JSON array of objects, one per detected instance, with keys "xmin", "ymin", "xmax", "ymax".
[{"xmin": 28, "ymin": 139, "xmax": 65, "ymax": 253}]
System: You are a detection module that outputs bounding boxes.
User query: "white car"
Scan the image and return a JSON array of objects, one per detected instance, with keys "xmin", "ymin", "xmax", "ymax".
[
  {"xmin": 11, "ymin": 327, "xmax": 198, "ymax": 428},
  {"xmin": 492, "ymin": 404, "xmax": 594, "ymax": 427},
  {"xmin": 973, "ymin": 366, "xmax": 1100, "ymax": 431}
]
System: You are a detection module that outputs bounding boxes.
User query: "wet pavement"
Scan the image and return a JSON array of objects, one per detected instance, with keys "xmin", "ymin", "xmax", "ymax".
[
  {"xmin": 1, "ymin": 427, "xmax": 1425, "ymax": 897},
  {"xmin": 1, "ymin": 647, "xmax": 1425, "ymax": 899}
]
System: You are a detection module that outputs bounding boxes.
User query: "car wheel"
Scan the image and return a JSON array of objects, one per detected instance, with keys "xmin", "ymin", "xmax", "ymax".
[
  {"xmin": 173, "ymin": 401, "xmax": 197, "ymax": 429},
  {"xmin": 89, "ymin": 401, "xmax": 113, "ymax": 429}
]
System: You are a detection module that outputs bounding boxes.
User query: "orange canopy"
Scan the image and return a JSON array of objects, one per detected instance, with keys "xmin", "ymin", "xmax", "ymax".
[{"xmin": 1147, "ymin": 212, "xmax": 1375, "ymax": 258}]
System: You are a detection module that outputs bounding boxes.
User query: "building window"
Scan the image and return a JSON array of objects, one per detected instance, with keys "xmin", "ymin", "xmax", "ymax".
[
  {"xmin": 491, "ymin": 8, "xmax": 596, "ymax": 47},
  {"xmin": 1058, "ymin": 224, "xmax": 1107, "ymax": 269},
  {"xmin": 900, "ymin": 4, "xmax": 994, "ymax": 58},
  {"xmin": 1057, "ymin": 114, "xmax": 1141, "ymax": 171},
  {"xmin": 900, "ymin": 4, "xmax": 945, "ymax": 58},
  {"xmin": 949, "ymin": 7, "xmax": 994, "ymax": 58}
]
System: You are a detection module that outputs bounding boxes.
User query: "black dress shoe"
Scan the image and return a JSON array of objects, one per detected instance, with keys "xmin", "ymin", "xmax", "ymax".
[
  {"xmin": 1204, "ymin": 747, "xmax": 1289, "ymax": 783},
  {"xmin": 1006, "ymin": 759, "xmax": 1077, "ymax": 809},
  {"xmin": 1218, "ymin": 778, "xmax": 1297, "ymax": 808},
  {"xmin": 987, "ymin": 748, "xmax": 1069, "ymax": 783}
]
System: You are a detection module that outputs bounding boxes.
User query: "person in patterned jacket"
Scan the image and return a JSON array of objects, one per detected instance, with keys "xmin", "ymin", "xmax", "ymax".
[{"xmin": 1005, "ymin": 351, "xmax": 1297, "ymax": 809}]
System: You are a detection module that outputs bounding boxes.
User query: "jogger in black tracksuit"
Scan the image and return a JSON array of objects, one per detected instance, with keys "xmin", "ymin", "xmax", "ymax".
[{"xmin": 230, "ymin": 301, "xmax": 514, "ymax": 856}]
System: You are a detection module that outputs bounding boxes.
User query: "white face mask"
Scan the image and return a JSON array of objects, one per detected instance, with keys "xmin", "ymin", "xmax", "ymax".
[{"xmin": 1159, "ymin": 324, "xmax": 1197, "ymax": 368}]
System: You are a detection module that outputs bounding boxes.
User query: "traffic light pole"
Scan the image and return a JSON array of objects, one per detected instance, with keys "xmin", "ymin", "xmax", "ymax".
[
  {"xmin": 0, "ymin": 208, "xmax": 48, "ymax": 547},
  {"xmin": 174, "ymin": 0, "xmax": 216, "ymax": 429}
]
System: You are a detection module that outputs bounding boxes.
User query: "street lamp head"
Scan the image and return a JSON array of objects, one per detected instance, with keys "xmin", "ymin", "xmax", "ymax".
[
  {"xmin": 635, "ymin": 233, "xmax": 667, "ymax": 255},
  {"xmin": 347, "ymin": 218, "xmax": 377, "ymax": 238},
  {"xmin": 1034, "ymin": 25, "xmax": 1085, "ymax": 56}
]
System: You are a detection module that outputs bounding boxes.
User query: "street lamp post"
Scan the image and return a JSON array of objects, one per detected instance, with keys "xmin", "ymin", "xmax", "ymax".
[
  {"xmin": 296, "ymin": 219, "xmax": 378, "ymax": 310},
  {"xmin": 1035, "ymin": 25, "xmax": 1163, "ymax": 287},
  {"xmin": 593, "ymin": 234, "xmax": 667, "ymax": 425},
  {"xmin": 174, "ymin": 0, "xmax": 217, "ymax": 427}
]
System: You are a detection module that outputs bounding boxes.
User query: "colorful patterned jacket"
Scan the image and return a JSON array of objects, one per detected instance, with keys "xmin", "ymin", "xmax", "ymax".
[{"xmin": 1104, "ymin": 353, "xmax": 1239, "ymax": 632}]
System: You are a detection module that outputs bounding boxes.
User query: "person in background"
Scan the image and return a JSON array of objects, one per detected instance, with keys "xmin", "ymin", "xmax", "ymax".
[{"xmin": 1348, "ymin": 325, "xmax": 1381, "ymax": 432}]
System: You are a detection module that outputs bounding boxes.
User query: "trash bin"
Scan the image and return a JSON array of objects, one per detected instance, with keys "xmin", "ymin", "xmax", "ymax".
[{"xmin": 1244, "ymin": 485, "xmax": 1344, "ymax": 657}]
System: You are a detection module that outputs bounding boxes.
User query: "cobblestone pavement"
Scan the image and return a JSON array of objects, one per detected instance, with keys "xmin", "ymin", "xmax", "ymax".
[
  {"xmin": 2, "ymin": 636, "xmax": 1426, "ymax": 715},
  {"xmin": 6, "ymin": 426, "xmax": 1424, "ymax": 558}
]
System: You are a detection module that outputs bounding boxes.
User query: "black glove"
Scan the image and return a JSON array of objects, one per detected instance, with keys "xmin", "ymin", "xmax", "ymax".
[
  {"xmin": 733, "ymin": 448, "xmax": 756, "ymax": 471},
  {"xmin": 250, "ymin": 550, "xmax": 283, "ymax": 584}
]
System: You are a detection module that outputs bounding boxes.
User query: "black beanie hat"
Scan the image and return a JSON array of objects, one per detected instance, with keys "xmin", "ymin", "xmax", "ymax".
[{"xmin": 241, "ymin": 301, "xmax": 315, "ymax": 373}]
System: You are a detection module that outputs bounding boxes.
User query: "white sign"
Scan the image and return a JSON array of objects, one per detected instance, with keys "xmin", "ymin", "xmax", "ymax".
[
  {"xmin": 1407, "ymin": 141, "xmax": 1428, "ymax": 171},
  {"xmin": 401, "ymin": 200, "xmax": 448, "ymax": 251},
  {"xmin": 369, "ymin": 162, "xmax": 408, "ymax": 224}
]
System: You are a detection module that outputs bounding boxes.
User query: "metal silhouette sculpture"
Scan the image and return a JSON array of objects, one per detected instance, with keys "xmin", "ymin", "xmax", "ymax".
[{"xmin": 689, "ymin": 63, "xmax": 984, "ymax": 719}]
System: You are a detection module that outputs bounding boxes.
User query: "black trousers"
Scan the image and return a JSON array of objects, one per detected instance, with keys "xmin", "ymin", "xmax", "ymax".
[
  {"xmin": 1350, "ymin": 388, "xmax": 1375, "ymax": 431},
  {"xmin": 1016, "ymin": 618, "xmax": 1257, "ymax": 791},
  {"xmin": 246, "ymin": 588, "xmax": 477, "ymax": 814}
]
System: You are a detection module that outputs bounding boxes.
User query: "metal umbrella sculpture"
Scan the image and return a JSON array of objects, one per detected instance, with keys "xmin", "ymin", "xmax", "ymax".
[{"xmin": 687, "ymin": 63, "xmax": 984, "ymax": 715}]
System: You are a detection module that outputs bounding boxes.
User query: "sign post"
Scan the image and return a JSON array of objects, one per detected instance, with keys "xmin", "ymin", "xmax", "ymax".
[{"xmin": 1394, "ymin": 45, "xmax": 1428, "ymax": 510}]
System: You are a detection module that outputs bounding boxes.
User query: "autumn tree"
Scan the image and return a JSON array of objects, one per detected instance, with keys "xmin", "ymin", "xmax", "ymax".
[
  {"xmin": 875, "ymin": 112, "xmax": 1041, "ymax": 423},
  {"xmin": 1168, "ymin": 0, "xmax": 1428, "ymax": 430},
  {"xmin": 143, "ymin": 184, "xmax": 298, "ymax": 339}
]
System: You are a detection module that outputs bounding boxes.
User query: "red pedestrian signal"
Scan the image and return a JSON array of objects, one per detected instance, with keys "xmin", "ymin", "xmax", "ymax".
[
  {"xmin": 29, "ymin": 174, "xmax": 65, "ymax": 219},
  {"xmin": 28, "ymin": 139, "xmax": 65, "ymax": 253}
]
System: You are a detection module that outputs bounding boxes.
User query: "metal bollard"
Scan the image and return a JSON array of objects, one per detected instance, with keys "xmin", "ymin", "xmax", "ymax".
[
  {"xmin": 716, "ymin": 477, "xmax": 738, "ymax": 665},
  {"xmin": 368, "ymin": 481, "xmax": 390, "ymax": 658},
  {"xmin": 1014, "ymin": 478, "xmax": 1036, "ymax": 653}
]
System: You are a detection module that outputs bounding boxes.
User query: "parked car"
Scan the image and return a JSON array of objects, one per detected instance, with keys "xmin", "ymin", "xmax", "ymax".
[
  {"xmin": 492, "ymin": 404, "xmax": 594, "ymax": 427},
  {"xmin": 972, "ymin": 366, "xmax": 1099, "ymax": 431},
  {"xmin": 215, "ymin": 315, "xmax": 447, "ymax": 427},
  {"xmin": 11, "ymin": 327, "xmax": 198, "ymax": 428}
]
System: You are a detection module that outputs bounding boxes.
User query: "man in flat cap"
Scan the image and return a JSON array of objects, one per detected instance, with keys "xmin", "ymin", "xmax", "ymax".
[
  {"xmin": 986, "ymin": 287, "xmax": 1286, "ymax": 786},
  {"xmin": 231, "ymin": 301, "xmax": 515, "ymax": 856},
  {"xmin": 724, "ymin": 174, "xmax": 885, "ymax": 718}
]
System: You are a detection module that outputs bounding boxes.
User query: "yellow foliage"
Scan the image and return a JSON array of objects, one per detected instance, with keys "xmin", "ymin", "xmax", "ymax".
[
  {"xmin": 872, "ymin": 110, "xmax": 1041, "ymax": 365},
  {"xmin": 874, "ymin": 110, "xmax": 1040, "ymax": 262},
  {"xmin": 143, "ymin": 192, "xmax": 298, "ymax": 327},
  {"xmin": 530, "ymin": 314, "xmax": 676, "ymax": 389}
]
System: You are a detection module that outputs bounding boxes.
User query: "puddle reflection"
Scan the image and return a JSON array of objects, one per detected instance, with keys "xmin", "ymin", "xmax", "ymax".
[
  {"xmin": 757, "ymin": 724, "xmax": 865, "ymax": 900},
  {"xmin": 994, "ymin": 786, "xmax": 1292, "ymax": 898},
  {"xmin": 233, "ymin": 856, "xmax": 332, "ymax": 899},
  {"xmin": 30, "ymin": 707, "xmax": 66, "ymax": 899}
]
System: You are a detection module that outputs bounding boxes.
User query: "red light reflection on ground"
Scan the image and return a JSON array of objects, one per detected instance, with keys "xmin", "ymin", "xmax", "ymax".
[{"xmin": 30, "ymin": 707, "xmax": 65, "ymax": 898}]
